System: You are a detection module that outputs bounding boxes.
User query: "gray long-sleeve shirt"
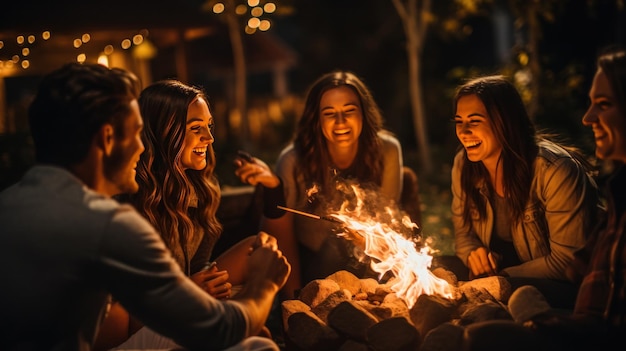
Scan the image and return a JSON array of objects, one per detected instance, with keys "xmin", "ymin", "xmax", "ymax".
[{"xmin": 0, "ymin": 166, "xmax": 252, "ymax": 351}]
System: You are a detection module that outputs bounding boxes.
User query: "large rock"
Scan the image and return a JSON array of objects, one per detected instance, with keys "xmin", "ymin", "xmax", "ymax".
[
  {"xmin": 327, "ymin": 300, "xmax": 379, "ymax": 341},
  {"xmin": 458, "ymin": 276, "xmax": 512, "ymax": 303},
  {"xmin": 327, "ymin": 270, "xmax": 362, "ymax": 296},
  {"xmin": 281, "ymin": 299, "xmax": 311, "ymax": 333},
  {"xmin": 409, "ymin": 294, "xmax": 457, "ymax": 337},
  {"xmin": 287, "ymin": 310, "xmax": 342, "ymax": 350},
  {"xmin": 312, "ymin": 289, "xmax": 353, "ymax": 323},
  {"xmin": 367, "ymin": 316, "xmax": 420, "ymax": 351},
  {"xmin": 299, "ymin": 278, "xmax": 341, "ymax": 308}
]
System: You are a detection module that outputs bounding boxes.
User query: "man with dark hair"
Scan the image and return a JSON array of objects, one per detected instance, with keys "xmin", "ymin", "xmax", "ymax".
[{"xmin": 0, "ymin": 62, "xmax": 290, "ymax": 351}]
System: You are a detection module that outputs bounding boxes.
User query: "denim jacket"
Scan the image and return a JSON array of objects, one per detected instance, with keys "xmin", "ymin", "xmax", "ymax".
[{"xmin": 452, "ymin": 140, "xmax": 602, "ymax": 280}]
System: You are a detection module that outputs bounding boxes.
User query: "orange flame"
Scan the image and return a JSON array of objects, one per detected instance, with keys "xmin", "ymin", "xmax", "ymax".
[{"xmin": 329, "ymin": 183, "xmax": 453, "ymax": 308}]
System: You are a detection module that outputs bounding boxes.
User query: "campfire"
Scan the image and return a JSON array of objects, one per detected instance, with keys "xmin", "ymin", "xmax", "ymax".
[
  {"xmin": 280, "ymin": 183, "xmax": 515, "ymax": 350},
  {"xmin": 281, "ymin": 271, "xmax": 513, "ymax": 351}
]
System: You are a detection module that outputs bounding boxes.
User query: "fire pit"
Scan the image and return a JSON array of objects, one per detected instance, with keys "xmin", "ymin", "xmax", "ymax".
[
  {"xmin": 281, "ymin": 269, "xmax": 514, "ymax": 351},
  {"xmin": 279, "ymin": 183, "xmax": 515, "ymax": 350}
]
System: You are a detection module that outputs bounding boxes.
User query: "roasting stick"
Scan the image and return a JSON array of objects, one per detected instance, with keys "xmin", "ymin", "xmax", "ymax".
[
  {"xmin": 276, "ymin": 205, "xmax": 365, "ymax": 250},
  {"xmin": 276, "ymin": 205, "xmax": 343, "ymax": 223}
]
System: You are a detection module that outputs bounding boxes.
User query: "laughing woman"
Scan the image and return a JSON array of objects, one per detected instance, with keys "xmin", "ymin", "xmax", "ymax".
[
  {"xmin": 236, "ymin": 71, "xmax": 406, "ymax": 300},
  {"xmin": 448, "ymin": 75, "xmax": 603, "ymax": 307},
  {"xmin": 97, "ymin": 80, "xmax": 270, "ymax": 350}
]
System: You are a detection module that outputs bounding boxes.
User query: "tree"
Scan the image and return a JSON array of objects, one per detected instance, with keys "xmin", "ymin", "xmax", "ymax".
[
  {"xmin": 203, "ymin": 0, "xmax": 249, "ymax": 148},
  {"xmin": 202, "ymin": 0, "xmax": 292, "ymax": 149},
  {"xmin": 391, "ymin": 0, "xmax": 434, "ymax": 175}
]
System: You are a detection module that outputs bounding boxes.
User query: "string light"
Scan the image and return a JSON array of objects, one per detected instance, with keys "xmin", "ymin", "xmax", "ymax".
[
  {"xmin": 213, "ymin": 3, "xmax": 225, "ymax": 14},
  {"xmin": 0, "ymin": 29, "xmax": 152, "ymax": 75},
  {"xmin": 132, "ymin": 34, "xmax": 143, "ymax": 45},
  {"xmin": 121, "ymin": 39, "xmax": 131, "ymax": 49},
  {"xmin": 210, "ymin": 1, "xmax": 279, "ymax": 36},
  {"xmin": 248, "ymin": 17, "xmax": 260, "ymax": 28},
  {"xmin": 259, "ymin": 19, "xmax": 271, "ymax": 31},
  {"xmin": 104, "ymin": 45, "xmax": 114, "ymax": 55},
  {"xmin": 251, "ymin": 6, "xmax": 263, "ymax": 17},
  {"xmin": 264, "ymin": 3, "xmax": 276, "ymax": 13},
  {"xmin": 235, "ymin": 4, "xmax": 247, "ymax": 15}
]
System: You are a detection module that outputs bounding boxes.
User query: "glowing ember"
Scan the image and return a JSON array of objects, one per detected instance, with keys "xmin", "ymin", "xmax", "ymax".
[
  {"xmin": 306, "ymin": 184, "xmax": 319, "ymax": 199},
  {"xmin": 329, "ymin": 183, "xmax": 453, "ymax": 308}
]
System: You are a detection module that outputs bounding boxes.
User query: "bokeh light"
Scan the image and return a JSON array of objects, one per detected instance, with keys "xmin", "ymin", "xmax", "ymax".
[
  {"xmin": 213, "ymin": 3, "xmax": 224, "ymax": 14},
  {"xmin": 235, "ymin": 4, "xmax": 247, "ymax": 15},
  {"xmin": 248, "ymin": 17, "xmax": 260, "ymax": 28},
  {"xmin": 251, "ymin": 6, "xmax": 263, "ymax": 17},
  {"xmin": 264, "ymin": 3, "xmax": 276, "ymax": 13},
  {"xmin": 259, "ymin": 19, "xmax": 271, "ymax": 31},
  {"xmin": 133, "ymin": 34, "xmax": 143, "ymax": 45},
  {"xmin": 121, "ymin": 39, "xmax": 132, "ymax": 49},
  {"xmin": 104, "ymin": 45, "xmax": 114, "ymax": 55}
]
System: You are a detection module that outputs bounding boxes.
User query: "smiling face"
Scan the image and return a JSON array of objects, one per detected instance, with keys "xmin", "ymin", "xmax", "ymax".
[
  {"xmin": 455, "ymin": 94, "xmax": 503, "ymax": 168},
  {"xmin": 583, "ymin": 68, "xmax": 626, "ymax": 163},
  {"xmin": 319, "ymin": 86, "xmax": 363, "ymax": 150},
  {"xmin": 104, "ymin": 99, "xmax": 144, "ymax": 195},
  {"xmin": 180, "ymin": 97, "xmax": 214, "ymax": 170}
]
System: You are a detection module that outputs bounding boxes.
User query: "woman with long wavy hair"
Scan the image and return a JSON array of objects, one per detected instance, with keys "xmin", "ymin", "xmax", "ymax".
[
  {"xmin": 237, "ymin": 70, "xmax": 405, "ymax": 300},
  {"xmin": 422, "ymin": 45, "xmax": 626, "ymax": 351},
  {"xmin": 448, "ymin": 75, "xmax": 602, "ymax": 308},
  {"xmin": 99, "ymin": 80, "xmax": 269, "ymax": 350},
  {"xmin": 132, "ymin": 79, "xmax": 256, "ymax": 295}
]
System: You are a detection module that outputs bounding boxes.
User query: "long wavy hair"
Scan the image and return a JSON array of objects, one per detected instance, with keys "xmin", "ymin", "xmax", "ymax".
[
  {"xmin": 127, "ymin": 80, "xmax": 222, "ymax": 255},
  {"xmin": 293, "ymin": 70, "xmax": 386, "ymax": 194},
  {"xmin": 454, "ymin": 75, "xmax": 538, "ymax": 224}
]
